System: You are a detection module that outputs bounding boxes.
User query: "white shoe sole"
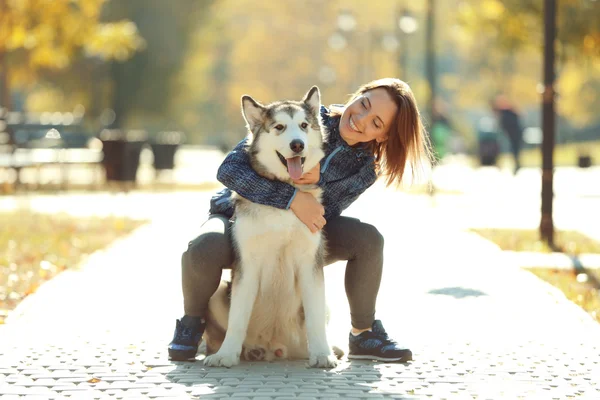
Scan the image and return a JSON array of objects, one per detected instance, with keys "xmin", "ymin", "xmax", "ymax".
[{"xmin": 347, "ymin": 354, "xmax": 411, "ymax": 362}]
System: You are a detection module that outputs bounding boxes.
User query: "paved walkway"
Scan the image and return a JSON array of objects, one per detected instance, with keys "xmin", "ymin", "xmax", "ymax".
[{"xmin": 1, "ymin": 188, "xmax": 599, "ymax": 399}]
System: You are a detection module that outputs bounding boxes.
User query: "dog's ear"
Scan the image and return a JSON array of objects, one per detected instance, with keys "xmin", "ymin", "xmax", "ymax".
[
  {"xmin": 302, "ymin": 86, "xmax": 321, "ymax": 113},
  {"xmin": 241, "ymin": 95, "xmax": 265, "ymax": 129}
]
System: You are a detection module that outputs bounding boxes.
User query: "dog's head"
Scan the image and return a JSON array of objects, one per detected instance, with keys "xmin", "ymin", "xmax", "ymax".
[{"xmin": 241, "ymin": 86, "xmax": 325, "ymax": 183}]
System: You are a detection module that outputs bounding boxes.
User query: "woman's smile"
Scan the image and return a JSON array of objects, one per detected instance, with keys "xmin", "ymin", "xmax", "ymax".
[{"xmin": 349, "ymin": 116, "xmax": 361, "ymax": 133}]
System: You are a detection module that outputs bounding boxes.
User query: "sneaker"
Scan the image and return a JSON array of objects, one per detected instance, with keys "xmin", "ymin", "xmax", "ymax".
[
  {"xmin": 168, "ymin": 316, "xmax": 205, "ymax": 361},
  {"xmin": 348, "ymin": 320, "xmax": 413, "ymax": 362}
]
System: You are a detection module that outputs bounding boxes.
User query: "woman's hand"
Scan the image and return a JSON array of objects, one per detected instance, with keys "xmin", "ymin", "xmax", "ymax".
[
  {"xmin": 290, "ymin": 191, "xmax": 326, "ymax": 233},
  {"xmin": 292, "ymin": 163, "xmax": 320, "ymax": 185}
]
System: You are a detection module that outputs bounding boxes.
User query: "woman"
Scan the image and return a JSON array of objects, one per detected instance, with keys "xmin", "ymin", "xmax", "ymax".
[{"xmin": 169, "ymin": 78, "xmax": 433, "ymax": 363}]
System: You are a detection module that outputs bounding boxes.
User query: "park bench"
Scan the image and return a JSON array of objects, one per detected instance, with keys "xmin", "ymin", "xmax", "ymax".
[
  {"xmin": 0, "ymin": 146, "xmax": 104, "ymax": 189},
  {"xmin": 0, "ymin": 110, "xmax": 103, "ymax": 190},
  {"xmin": 1, "ymin": 109, "xmax": 185, "ymax": 191}
]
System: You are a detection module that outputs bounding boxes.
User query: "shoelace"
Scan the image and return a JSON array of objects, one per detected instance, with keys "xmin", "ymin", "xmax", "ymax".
[{"xmin": 371, "ymin": 329, "xmax": 398, "ymax": 347}]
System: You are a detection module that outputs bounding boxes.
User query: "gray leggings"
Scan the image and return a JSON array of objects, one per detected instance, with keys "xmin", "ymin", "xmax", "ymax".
[{"xmin": 181, "ymin": 214, "xmax": 384, "ymax": 329}]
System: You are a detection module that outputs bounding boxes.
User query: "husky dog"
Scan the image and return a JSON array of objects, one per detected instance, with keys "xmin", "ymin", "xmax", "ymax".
[{"xmin": 203, "ymin": 87, "xmax": 338, "ymax": 368}]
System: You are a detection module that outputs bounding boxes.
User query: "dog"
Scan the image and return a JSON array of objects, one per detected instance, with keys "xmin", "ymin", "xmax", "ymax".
[{"xmin": 202, "ymin": 86, "xmax": 338, "ymax": 368}]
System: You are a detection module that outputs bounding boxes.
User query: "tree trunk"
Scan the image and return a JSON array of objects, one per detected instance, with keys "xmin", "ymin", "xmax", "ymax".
[
  {"xmin": 425, "ymin": 0, "xmax": 436, "ymax": 125},
  {"xmin": 0, "ymin": 50, "xmax": 12, "ymax": 111},
  {"xmin": 540, "ymin": 0, "xmax": 556, "ymax": 248}
]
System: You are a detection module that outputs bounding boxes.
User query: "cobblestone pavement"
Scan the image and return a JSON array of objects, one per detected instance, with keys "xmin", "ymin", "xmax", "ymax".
[
  {"xmin": 1, "ymin": 336, "xmax": 599, "ymax": 399},
  {"xmin": 1, "ymin": 189, "xmax": 599, "ymax": 399}
]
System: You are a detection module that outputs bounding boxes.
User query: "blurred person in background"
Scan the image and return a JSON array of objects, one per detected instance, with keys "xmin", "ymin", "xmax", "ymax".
[
  {"xmin": 169, "ymin": 78, "xmax": 434, "ymax": 364},
  {"xmin": 430, "ymin": 99, "xmax": 453, "ymax": 163},
  {"xmin": 492, "ymin": 94, "xmax": 524, "ymax": 174}
]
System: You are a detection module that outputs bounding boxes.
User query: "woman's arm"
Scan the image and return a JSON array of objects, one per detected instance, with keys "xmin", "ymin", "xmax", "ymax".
[{"xmin": 217, "ymin": 138, "xmax": 298, "ymax": 209}]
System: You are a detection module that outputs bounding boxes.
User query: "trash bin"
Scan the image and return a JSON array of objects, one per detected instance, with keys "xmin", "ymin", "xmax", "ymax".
[
  {"xmin": 150, "ymin": 131, "xmax": 184, "ymax": 171},
  {"xmin": 578, "ymin": 154, "xmax": 592, "ymax": 168},
  {"xmin": 476, "ymin": 117, "xmax": 500, "ymax": 167},
  {"xmin": 99, "ymin": 129, "xmax": 147, "ymax": 183}
]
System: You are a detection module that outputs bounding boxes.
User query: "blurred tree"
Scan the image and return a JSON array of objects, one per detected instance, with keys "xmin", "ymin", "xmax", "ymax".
[
  {"xmin": 457, "ymin": 0, "xmax": 600, "ymax": 65},
  {"xmin": 456, "ymin": 0, "xmax": 600, "ymax": 126},
  {"xmin": 170, "ymin": 7, "xmax": 232, "ymax": 146},
  {"xmin": 172, "ymin": 0, "xmax": 342, "ymax": 145},
  {"xmin": 0, "ymin": 0, "xmax": 144, "ymax": 111},
  {"xmin": 100, "ymin": 0, "xmax": 212, "ymax": 131},
  {"xmin": 172, "ymin": 0, "xmax": 421, "ymax": 145}
]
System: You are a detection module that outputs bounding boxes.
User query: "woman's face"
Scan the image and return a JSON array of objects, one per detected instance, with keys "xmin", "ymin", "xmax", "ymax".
[{"xmin": 339, "ymin": 88, "xmax": 398, "ymax": 146}]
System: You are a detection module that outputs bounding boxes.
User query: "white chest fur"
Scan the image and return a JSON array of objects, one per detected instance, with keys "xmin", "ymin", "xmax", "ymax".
[
  {"xmin": 232, "ymin": 186, "xmax": 323, "ymax": 257},
  {"xmin": 234, "ymin": 206, "xmax": 320, "ymax": 250},
  {"xmin": 227, "ymin": 190, "xmax": 325, "ymax": 357}
]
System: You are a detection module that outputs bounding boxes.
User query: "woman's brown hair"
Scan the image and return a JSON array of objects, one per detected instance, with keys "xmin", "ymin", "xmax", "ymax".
[{"xmin": 332, "ymin": 78, "xmax": 434, "ymax": 187}]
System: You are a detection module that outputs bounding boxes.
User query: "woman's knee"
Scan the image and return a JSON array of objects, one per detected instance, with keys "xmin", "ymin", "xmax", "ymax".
[
  {"xmin": 183, "ymin": 232, "xmax": 233, "ymax": 272},
  {"xmin": 357, "ymin": 223, "xmax": 384, "ymax": 254}
]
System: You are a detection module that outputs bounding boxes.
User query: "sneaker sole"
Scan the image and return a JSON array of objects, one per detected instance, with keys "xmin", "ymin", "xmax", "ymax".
[
  {"xmin": 168, "ymin": 348, "xmax": 198, "ymax": 361},
  {"xmin": 347, "ymin": 354, "xmax": 412, "ymax": 363}
]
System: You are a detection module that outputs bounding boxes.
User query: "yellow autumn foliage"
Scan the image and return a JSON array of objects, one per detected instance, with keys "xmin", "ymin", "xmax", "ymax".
[{"xmin": 0, "ymin": 0, "xmax": 144, "ymax": 70}]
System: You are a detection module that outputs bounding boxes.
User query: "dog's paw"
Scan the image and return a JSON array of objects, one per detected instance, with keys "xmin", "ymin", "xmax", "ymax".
[
  {"xmin": 243, "ymin": 347, "xmax": 266, "ymax": 361},
  {"xmin": 308, "ymin": 353, "xmax": 338, "ymax": 368},
  {"xmin": 203, "ymin": 352, "xmax": 240, "ymax": 368}
]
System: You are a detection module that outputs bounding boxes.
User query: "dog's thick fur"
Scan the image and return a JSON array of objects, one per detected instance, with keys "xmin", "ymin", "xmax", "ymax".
[{"xmin": 203, "ymin": 87, "xmax": 338, "ymax": 368}]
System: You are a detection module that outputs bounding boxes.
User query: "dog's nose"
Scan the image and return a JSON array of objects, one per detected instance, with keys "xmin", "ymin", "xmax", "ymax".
[{"xmin": 289, "ymin": 139, "xmax": 304, "ymax": 154}]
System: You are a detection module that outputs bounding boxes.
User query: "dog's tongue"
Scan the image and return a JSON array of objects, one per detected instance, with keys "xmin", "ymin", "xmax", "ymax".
[{"xmin": 287, "ymin": 157, "xmax": 303, "ymax": 180}]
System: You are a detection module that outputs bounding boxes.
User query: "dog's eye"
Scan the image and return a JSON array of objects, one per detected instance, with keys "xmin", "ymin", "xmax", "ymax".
[
  {"xmin": 274, "ymin": 124, "xmax": 284, "ymax": 131},
  {"xmin": 300, "ymin": 122, "xmax": 308, "ymax": 129}
]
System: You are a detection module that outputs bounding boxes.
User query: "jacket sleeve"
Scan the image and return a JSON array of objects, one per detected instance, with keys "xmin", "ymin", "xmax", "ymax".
[
  {"xmin": 217, "ymin": 138, "xmax": 298, "ymax": 209},
  {"xmin": 322, "ymin": 160, "xmax": 378, "ymax": 220}
]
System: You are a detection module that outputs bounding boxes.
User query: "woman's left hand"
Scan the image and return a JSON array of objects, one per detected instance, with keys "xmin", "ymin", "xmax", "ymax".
[{"xmin": 293, "ymin": 162, "xmax": 320, "ymax": 185}]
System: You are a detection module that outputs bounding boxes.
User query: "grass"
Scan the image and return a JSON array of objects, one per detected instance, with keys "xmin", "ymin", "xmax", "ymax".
[
  {"xmin": 0, "ymin": 211, "xmax": 147, "ymax": 323},
  {"xmin": 471, "ymin": 228, "xmax": 600, "ymax": 254},
  {"xmin": 473, "ymin": 227, "xmax": 600, "ymax": 324},
  {"xmin": 519, "ymin": 140, "xmax": 600, "ymax": 168},
  {"xmin": 459, "ymin": 140, "xmax": 600, "ymax": 169},
  {"xmin": 526, "ymin": 267, "xmax": 600, "ymax": 324}
]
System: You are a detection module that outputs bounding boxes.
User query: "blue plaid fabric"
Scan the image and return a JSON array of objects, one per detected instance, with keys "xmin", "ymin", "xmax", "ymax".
[{"xmin": 209, "ymin": 105, "xmax": 377, "ymax": 221}]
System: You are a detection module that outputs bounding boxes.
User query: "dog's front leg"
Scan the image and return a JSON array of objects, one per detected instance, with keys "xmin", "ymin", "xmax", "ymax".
[
  {"xmin": 299, "ymin": 264, "xmax": 337, "ymax": 368},
  {"xmin": 204, "ymin": 268, "xmax": 259, "ymax": 367}
]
